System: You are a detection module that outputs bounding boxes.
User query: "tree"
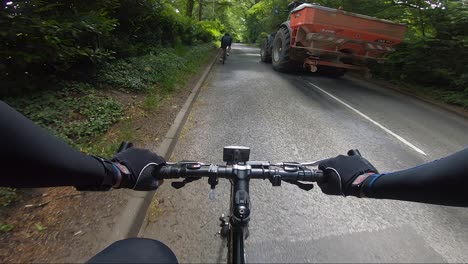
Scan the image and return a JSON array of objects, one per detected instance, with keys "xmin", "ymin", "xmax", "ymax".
[
  {"xmin": 187, "ymin": 0, "xmax": 195, "ymax": 17},
  {"xmin": 198, "ymin": 0, "xmax": 204, "ymax": 20}
]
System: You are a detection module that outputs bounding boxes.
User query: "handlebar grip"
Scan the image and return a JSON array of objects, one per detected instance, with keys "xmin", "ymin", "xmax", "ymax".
[
  {"xmin": 347, "ymin": 149, "xmax": 362, "ymax": 157},
  {"xmin": 158, "ymin": 166, "xmax": 170, "ymax": 178},
  {"xmin": 117, "ymin": 141, "xmax": 133, "ymax": 153},
  {"xmin": 314, "ymin": 170, "xmax": 325, "ymax": 182}
]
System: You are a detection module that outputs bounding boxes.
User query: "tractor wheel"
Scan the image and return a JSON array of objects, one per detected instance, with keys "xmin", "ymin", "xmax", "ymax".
[
  {"xmin": 260, "ymin": 38, "xmax": 272, "ymax": 63},
  {"xmin": 272, "ymin": 27, "xmax": 292, "ymax": 72}
]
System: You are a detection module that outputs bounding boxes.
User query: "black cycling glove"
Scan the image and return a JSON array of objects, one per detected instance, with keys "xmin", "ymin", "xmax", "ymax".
[
  {"xmin": 112, "ymin": 148, "xmax": 166, "ymax": 191},
  {"xmin": 318, "ymin": 151, "xmax": 378, "ymax": 196}
]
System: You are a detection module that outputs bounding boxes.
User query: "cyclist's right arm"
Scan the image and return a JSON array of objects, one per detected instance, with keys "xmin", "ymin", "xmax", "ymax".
[{"xmin": 318, "ymin": 148, "xmax": 468, "ymax": 207}]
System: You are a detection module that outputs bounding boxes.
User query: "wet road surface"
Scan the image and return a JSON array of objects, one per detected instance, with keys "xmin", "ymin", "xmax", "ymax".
[{"xmin": 139, "ymin": 44, "xmax": 468, "ymax": 263}]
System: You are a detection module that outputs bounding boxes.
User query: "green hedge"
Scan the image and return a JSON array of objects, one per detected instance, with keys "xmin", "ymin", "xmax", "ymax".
[
  {"xmin": 98, "ymin": 43, "xmax": 216, "ymax": 92},
  {"xmin": 0, "ymin": 0, "xmax": 217, "ymax": 96},
  {"xmin": 372, "ymin": 39, "xmax": 468, "ymax": 92}
]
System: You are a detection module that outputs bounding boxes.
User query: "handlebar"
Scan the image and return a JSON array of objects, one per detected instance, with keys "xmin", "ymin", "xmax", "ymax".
[
  {"xmin": 117, "ymin": 141, "xmax": 328, "ymax": 191},
  {"xmin": 158, "ymin": 161, "xmax": 323, "ymax": 190}
]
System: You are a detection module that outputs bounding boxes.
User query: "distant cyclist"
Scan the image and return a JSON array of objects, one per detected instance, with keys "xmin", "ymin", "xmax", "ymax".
[{"xmin": 220, "ymin": 32, "xmax": 232, "ymax": 61}]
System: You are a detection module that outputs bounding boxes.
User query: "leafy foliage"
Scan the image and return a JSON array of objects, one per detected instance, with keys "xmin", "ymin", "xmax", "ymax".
[
  {"xmin": 370, "ymin": 0, "xmax": 468, "ymax": 100},
  {"xmin": 98, "ymin": 43, "xmax": 215, "ymax": 92},
  {"xmin": 0, "ymin": 223, "xmax": 14, "ymax": 232},
  {"xmin": 4, "ymin": 85, "xmax": 123, "ymax": 147},
  {"xmin": 1, "ymin": 0, "xmax": 119, "ymax": 94},
  {"xmin": 0, "ymin": 0, "xmax": 217, "ymax": 95},
  {"xmin": 0, "ymin": 188, "xmax": 18, "ymax": 207},
  {"xmin": 245, "ymin": 0, "xmax": 289, "ymax": 43},
  {"xmin": 437, "ymin": 90, "xmax": 468, "ymax": 108},
  {"xmin": 34, "ymin": 223, "xmax": 47, "ymax": 231},
  {"xmin": 197, "ymin": 20, "xmax": 226, "ymax": 41}
]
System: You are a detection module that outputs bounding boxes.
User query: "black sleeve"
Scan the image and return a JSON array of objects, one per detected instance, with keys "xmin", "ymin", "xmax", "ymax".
[
  {"xmin": 362, "ymin": 148, "xmax": 468, "ymax": 207},
  {"xmin": 0, "ymin": 100, "xmax": 109, "ymax": 188}
]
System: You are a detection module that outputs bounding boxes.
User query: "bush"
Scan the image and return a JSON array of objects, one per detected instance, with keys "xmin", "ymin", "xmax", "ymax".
[
  {"xmin": 98, "ymin": 50, "xmax": 185, "ymax": 92},
  {"xmin": 98, "ymin": 43, "xmax": 216, "ymax": 92},
  {"xmin": 0, "ymin": 0, "xmax": 219, "ymax": 95},
  {"xmin": 0, "ymin": 1, "xmax": 118, "ymax": 95},
  {"xmin": 0, "ymin": 188, "xmax": 18, "ymax": 207},
  {"xmin": 372, "ymin": 38, "xmax": 468, "ymax": 93},
  {"xmin": 4, "ymin": 83, "xmax": 123, "ymax": 147},
  {"xmin": 435, "ymin": 90, "xmax": 468, "ymax": 108}
]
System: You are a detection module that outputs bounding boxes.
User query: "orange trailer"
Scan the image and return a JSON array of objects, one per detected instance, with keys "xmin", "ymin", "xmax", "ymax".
[{"xmin": 260, "ymin": 3, "xmax": 407, "ymax": 76}]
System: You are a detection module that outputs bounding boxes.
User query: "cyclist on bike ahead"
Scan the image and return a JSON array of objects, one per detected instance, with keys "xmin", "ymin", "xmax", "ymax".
[
  {"xmin": 1, "ymin": 100, "xmax": 467, "ymax": 263},
  {"xmin": 220, "ymin": 32, "xmax": 232, "ymax": 60}
]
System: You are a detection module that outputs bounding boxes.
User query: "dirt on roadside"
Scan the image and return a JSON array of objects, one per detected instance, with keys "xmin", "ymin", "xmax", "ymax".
[
  {"xmin": 0, "ymin": 187, "xmax": 127, "ymax": 263},
  {"xmin": 0, "ymin": 50, "xmax": 217, "ymax": 263}
]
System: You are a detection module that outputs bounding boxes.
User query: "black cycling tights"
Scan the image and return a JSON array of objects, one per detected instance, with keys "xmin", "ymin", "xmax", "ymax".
[{"xmin": 87, "ymin": 238, "xmax": 178, "ymax": 263}]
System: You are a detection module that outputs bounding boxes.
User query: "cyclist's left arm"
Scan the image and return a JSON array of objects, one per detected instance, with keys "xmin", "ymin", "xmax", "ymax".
[{"xmin": 0, "ymin": 100, "xmax": 164, "ymax": 191}]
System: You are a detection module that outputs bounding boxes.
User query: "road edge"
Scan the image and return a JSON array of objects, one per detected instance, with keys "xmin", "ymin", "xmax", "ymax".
[
  {"xmin": 106, "ymin": 49, "xmax": 220, "ymax": 243},
  {"xmin": 346, "ymin": 73, "xmax": 468, "ymax": 120}
]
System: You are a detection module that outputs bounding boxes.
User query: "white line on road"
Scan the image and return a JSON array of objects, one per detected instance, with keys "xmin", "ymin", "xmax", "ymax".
[{"xmin": 308, "ymin": 81, "xmax": 427, "ymax": 156}]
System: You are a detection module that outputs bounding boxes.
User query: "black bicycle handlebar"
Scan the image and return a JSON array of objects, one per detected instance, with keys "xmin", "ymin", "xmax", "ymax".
[
  {"xmin": 117, "ymin": 141, "xmax": 325, "ymax": 190},
  {"xmin": 158, "ymin": 162, "xmax": 323, "ymax": 185}
]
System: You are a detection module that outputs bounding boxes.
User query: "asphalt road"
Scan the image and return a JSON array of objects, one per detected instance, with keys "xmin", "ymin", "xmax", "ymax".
[{"xmin": 140, "ymin": 44, "xmax": 468, "ymax": 263}]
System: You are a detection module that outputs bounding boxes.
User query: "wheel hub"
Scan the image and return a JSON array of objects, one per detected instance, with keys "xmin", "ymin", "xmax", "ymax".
[{"xmin": 273, "ymin": 37, "xmax": 282, "ymax": 62}]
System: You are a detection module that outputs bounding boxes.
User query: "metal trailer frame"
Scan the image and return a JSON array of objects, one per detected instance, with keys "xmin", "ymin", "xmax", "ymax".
[{"xmin": 287, "ymin": 4, "xmax": 406, "ymax": 73}]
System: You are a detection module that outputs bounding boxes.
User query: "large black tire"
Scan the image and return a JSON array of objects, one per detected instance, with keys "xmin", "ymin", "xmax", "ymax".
[
  {"xmin": 260, "ymin": 39, "xmax": 272, "ymax": 63},
  {"xmin": 272, "ymin": 27, "xmax": 292, "ymax": 72}
]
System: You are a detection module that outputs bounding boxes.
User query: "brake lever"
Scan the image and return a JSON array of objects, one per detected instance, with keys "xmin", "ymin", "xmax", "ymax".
[
  {"xmin": 282, "ymin": 180, "xmax": 314, "ymax": 191},
  {"xmin": 171, "ymin": 177, "xmax": 202, "ymax": 189}
]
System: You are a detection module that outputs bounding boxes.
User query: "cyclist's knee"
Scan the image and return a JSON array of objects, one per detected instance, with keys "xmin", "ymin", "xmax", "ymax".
[{"xmin": 88, "ymin": 238, "xmax": 178, "ymax": 263}]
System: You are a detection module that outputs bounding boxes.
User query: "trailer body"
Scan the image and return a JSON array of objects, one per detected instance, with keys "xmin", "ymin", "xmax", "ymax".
[{"xmin": 260, "ymin": 4, "xmax": 407, "ymax": 75}]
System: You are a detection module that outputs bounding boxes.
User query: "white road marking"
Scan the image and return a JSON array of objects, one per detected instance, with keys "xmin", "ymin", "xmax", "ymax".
[{"xmin": 308, "ymin": 82, "xmax": 427, "ymax": 156}]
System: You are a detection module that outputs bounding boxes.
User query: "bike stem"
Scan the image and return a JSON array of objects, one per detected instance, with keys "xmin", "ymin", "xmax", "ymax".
[
  {"xmin": 229, "ymin": 164, "xmax": 251, "ymax": 264},
  {"xmin": 231, "ymin": 164, "xmax": 251, "ymax": 225}
]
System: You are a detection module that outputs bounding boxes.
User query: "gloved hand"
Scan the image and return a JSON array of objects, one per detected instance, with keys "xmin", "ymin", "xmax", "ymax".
[
  {"xmin": 112, "ymin": 148, "xmax": 166, "ymax": 191},
  {"xmin": 318, "ymin": 151, "xmax": 378, "ymax": 197}
]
